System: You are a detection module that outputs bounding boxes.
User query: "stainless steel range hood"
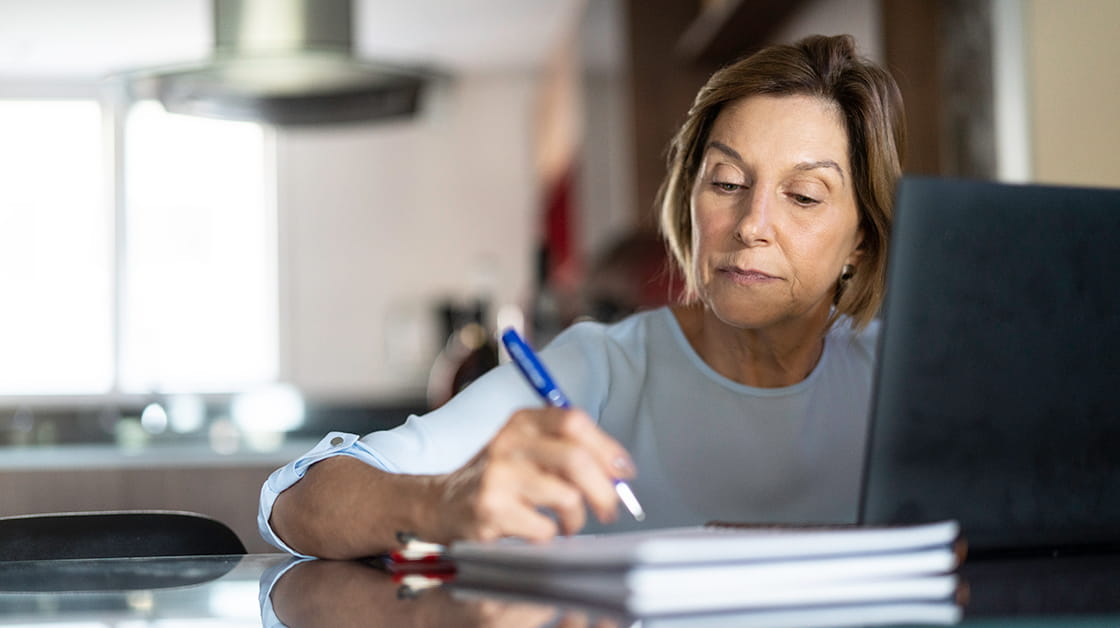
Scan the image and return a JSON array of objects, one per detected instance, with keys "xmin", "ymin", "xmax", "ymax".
[{"xmin": 132, "ymin": 0, "xmax": 427, "ymax": 126}]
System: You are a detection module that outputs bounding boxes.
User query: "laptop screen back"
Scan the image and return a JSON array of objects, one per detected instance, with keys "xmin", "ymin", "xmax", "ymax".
[{"xmin": 860, "ymin": 176, "xmax": 1120, "ymax": 553}]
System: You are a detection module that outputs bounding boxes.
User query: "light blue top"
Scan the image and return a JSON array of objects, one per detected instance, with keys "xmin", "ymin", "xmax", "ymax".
[{"xmin": 259, "ymin": 307, "xmax": 879, "ymax": 556}]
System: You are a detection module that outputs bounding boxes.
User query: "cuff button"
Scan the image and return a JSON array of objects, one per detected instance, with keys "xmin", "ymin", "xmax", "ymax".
[{"xmin": 330, "ymin": 436, "xmax": 344, "ymax": 447}]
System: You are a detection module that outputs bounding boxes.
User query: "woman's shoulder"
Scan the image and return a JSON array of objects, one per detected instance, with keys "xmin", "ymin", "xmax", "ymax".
[
  {"xmin": 537, "ymin": 308, "xmax": 674, "ymax": 380},
  {"xmin": 528, "ymin": 309, "xmax": 672, "ymax": 416},
  {"xmin": 547, "ymin": 307, "xmax": 670, "ymax": 353}
]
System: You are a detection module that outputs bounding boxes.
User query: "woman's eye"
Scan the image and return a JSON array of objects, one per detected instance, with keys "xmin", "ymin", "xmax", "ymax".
[
  {"xmin": 713, "ymin": 181, "xmax": 742, "ymax": 192},
  {"xmin": 790, "ymin": 193, "xmax": 819, "ymax": 205}
]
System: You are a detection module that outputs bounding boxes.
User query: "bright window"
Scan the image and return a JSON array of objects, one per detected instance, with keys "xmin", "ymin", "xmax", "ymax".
[
  {"xmin": 0, "ymin": 100, "xmax": 112, "ymax": 394},
  {"xmin": 121, "ymin": 102, "xmax": 276, "ymax": 393},
  {"xmin": 0, "ymin": 98, "xmax": 276, "ymax": 397}
]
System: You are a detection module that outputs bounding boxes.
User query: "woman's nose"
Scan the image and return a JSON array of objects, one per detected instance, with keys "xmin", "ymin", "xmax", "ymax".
[{"xmin": 734, "ymin": 190, "xmax": 773, "ymax": 245}]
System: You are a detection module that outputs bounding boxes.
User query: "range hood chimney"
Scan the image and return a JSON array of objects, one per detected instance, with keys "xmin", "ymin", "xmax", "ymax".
[{"xmin": 139, "ymin": 0, "xmax": 426, "ymax": 125}]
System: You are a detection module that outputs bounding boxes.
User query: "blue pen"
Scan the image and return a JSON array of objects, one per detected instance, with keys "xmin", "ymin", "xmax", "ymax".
[{"xmin": 500, "ymin": 327, "xmax": 646, "ymax": 522}]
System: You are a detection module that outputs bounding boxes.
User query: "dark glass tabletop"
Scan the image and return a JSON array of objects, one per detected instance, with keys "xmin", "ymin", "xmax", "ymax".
[{"xmin": 0, "ymin": 552, "xmax": 1115, "ymax": 627}]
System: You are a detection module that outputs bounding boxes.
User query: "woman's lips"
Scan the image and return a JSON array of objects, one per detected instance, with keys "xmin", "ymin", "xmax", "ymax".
[{"xmin": 719, "ymin": 267, "xmax": 779, "ymax": 284}]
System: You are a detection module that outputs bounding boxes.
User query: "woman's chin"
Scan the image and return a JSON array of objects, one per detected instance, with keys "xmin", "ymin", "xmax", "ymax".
[{"xmin": 702, "ymin": 295, "xmax": 829, "ymax": 333}]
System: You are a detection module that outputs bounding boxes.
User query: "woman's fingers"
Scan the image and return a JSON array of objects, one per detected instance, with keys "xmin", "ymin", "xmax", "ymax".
[
  {"xmin": 471, "ymin": 452, "xmax": 593, "ymax": 539},
  {"xmin": 525, "ymin": 408, "xmax": 637, "ymax": 481},
  {"xmin": 441, "ymin": 407, "xmax": 638, "ymax": 543},
  {"xmin": 490, "ymin": 496, "xmax": 562, "ymax": 543},
  {"xmin": 524, "ymin": 438, "xmax": 619, "ymax": 525},
  {"xmin": 496, "ymin": 409, "xmax": 629, "ymax": 523},
  {"xmin": 515, "ymin": 465, "xmax": 590, "ymax": 536},
  {"xmin": 440, "ymin": 460, "xmax": 557, "ymax": 543}
]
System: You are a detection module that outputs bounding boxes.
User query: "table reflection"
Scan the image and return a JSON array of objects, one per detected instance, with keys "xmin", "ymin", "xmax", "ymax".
[
  {"xmin": 265, "ymin": 553, "xmax": 1120, "ymax": 628},
  {"xmin": 0, "ymin": 552, "xmax": 1114, "ymax": 627},
  {"xmin": 959, "ymin": 551, "xmax": 1120, "ymax": 617},
  {"xmin": 271, "ymin": 559, "xmax": 624, "ymax": 628},
  {"xmin": 0, "ymin": 554, "xmax": 265, "ymax": 626}
]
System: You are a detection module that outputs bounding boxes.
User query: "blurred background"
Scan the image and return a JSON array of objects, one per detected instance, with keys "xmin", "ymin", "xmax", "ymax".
[{"xmin": 0, "ymin": 0, "xmax": 1116, "ymax": 552}]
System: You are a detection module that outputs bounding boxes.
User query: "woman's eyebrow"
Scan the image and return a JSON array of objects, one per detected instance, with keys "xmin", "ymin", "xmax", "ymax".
[
  {"xmin": 707, "ymin": 141, "xmax": 846, "ymax": 183},
  {"xmin": 706, "ymin": 140, "xmax": 742, "ymax": 162},
  {"xmin": 794, "ymin": 160, "xmax": 846, "ymax": 182}
]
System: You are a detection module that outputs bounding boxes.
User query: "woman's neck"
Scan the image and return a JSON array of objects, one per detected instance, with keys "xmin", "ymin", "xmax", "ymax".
[{"xmin": 672, "ymin": 302, "xmax": 830, "ymax": 388}]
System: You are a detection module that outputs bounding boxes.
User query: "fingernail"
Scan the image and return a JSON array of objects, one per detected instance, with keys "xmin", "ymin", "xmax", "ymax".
[{"xmin": 612, "ymin": 456, "xmax": 636, "ymax": 476}]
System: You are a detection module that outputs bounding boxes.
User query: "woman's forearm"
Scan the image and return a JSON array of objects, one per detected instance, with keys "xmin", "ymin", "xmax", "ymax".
[
  {"xmin": 269, "ymin": 456, "xmax": 443, "ymax": 559},
  {"xmin": 271, "ymin": 408, "xmax": 633, "ymax": 557}
]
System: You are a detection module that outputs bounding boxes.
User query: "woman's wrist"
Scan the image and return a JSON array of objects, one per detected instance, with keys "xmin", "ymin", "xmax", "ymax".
[{"xmin": 406, "ymin": 473, "xmax": 456, "ymax": 545}]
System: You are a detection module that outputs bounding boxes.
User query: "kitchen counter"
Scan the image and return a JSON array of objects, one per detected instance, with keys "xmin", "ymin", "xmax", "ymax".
[{"xmin": 0, "ymin": 438, "xmax": 319, "ymax": 471}]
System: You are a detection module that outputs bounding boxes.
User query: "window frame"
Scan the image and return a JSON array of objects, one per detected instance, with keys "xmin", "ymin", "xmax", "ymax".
[{"xmin": 0, "ymin": 81, "xmax": 280, "ymax": 410}]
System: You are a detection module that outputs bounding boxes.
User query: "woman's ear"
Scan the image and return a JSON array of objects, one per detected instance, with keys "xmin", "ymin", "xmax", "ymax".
[{"xmin": 845, "ymin": 230, "xmax": 866, "ymax": 268}]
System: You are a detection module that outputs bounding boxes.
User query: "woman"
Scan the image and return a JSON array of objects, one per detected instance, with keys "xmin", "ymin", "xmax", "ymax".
[{"xmin": 259, "ymin": 34, "xmax": 905, "ymax": 559}]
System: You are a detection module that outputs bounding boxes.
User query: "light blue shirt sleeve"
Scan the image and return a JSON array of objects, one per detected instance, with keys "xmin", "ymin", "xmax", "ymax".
[
  {"xmin": 257, "ymin": 556, "xmax": 310, "ymax": 628},
  {"xmin": 257, "ymin": 431, "xmax": 398, "ymax": 555},
  {"xmin": 257, "ymin": 323, "xmax": 614, "ymax": 555}
]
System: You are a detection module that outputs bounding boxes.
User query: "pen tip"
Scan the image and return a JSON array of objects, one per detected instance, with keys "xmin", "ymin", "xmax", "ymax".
[{"xmin": 613, "ymin": 480, "xmax": 646, "ymax": 523}]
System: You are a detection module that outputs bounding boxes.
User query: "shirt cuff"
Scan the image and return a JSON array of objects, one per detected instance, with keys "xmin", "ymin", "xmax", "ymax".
[
  {"xmin": 257, "ymin": 431, "xmax": 393, "ymax": 556},
  {"xmin": 258, "ymin": 556, "xmax": 312, "ymax": 628}
]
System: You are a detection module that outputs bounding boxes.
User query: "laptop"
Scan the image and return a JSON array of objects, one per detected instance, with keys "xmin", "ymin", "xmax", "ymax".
[{"xmin": 859, "ymin": 176, "xmax": 1120, "ymax": 555}]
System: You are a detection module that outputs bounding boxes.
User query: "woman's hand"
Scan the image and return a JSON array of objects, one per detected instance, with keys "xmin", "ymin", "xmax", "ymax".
[
  {"xmin": 270, "ymin": 408, "xmax": 636, "ymax": 558},
  {"xmin": 429, "ymin": 407, "xmax": 636, "ymax": 544}
]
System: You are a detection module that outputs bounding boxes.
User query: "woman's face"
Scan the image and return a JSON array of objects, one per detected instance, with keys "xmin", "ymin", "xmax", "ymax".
[{"xmin": 689, "ymin": 94, "xmax": 863, "ymax": 331}]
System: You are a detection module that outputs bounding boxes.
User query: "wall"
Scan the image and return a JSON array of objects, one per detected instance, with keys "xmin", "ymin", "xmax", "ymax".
[
  {"xmin": 276, "ymin": 73, "xmax": 540, "ymax": 401},
  {"xmin": 780, "ymin": 0, "xmax": 1120, "ymax": 191},
  {"xmin": 1026, "ymin": 0, "xmax": 1120, "ymax": 188},
  {"xmin": 769, "ymin": 0, "xmax": 883, "ymax": 61},
  {"xmin": 578, "ymin": 0, "xmax": 637, "ymax": 263}
]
